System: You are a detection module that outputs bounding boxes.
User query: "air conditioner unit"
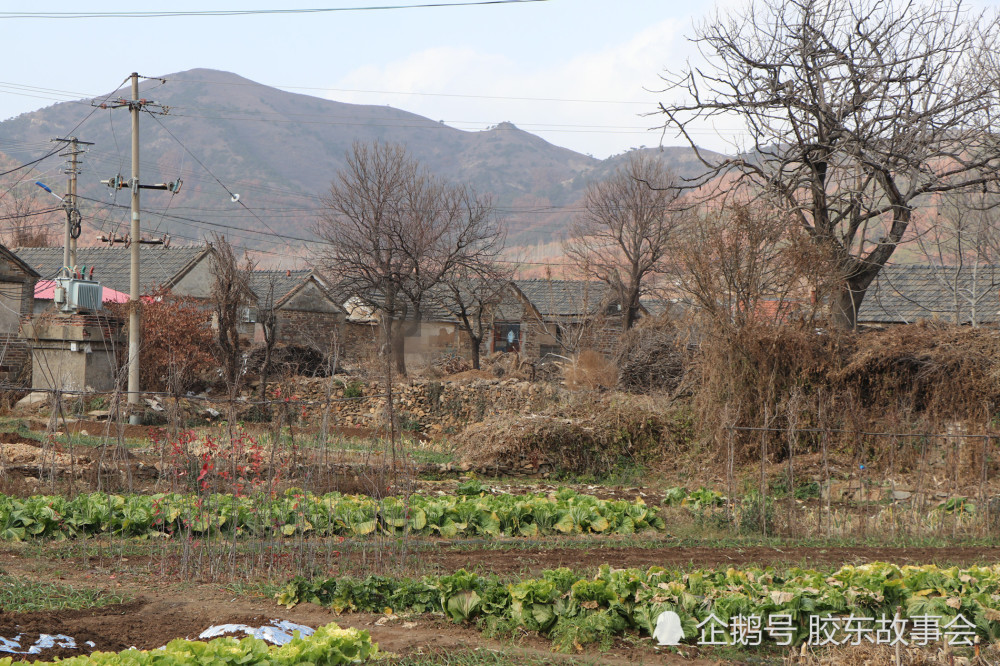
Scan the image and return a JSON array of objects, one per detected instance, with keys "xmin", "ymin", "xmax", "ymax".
[{"xmin": 55, "ymin": 277, "xmax": 103, "ymax": 312}]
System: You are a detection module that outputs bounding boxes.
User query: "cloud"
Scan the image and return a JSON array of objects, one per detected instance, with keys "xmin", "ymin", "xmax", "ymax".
[{"xmin": 324, "ymin": 19, "xmax": 691, "ymax": 158}]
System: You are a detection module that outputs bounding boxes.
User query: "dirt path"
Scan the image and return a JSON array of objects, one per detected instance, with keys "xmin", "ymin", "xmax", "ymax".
[{"xmin": 422, "ymin": 544, "xmax": 1000, "ymax": 576}]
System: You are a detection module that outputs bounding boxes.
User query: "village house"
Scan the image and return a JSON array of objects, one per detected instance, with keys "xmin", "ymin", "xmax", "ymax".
[
  {"xmin": 14, "ymin": 244, "xmax": 217, "ymax": 301},
  {"xmin": 510, "ymin": 279, "xmax": 638, "ymax": 360},
  {"xmin": 0, "ymin": 244, "xmax": 39, "ymax": 384},
  {"xmin": 247, "ymin": 269, "xmax": 345, "ymax": 350},
  {"xmin": 331, "ymin": 278, "xmax": 642, "ymax": 367},
  {"xmin": 856, "ymin": 264, "xmax": 1000, "ymax": 326}
]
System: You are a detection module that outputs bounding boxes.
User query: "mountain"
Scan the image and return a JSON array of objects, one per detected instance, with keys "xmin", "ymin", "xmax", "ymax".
[{"xmin": 0, "ymin": 69, "xmax": 725, "ymax": 256}]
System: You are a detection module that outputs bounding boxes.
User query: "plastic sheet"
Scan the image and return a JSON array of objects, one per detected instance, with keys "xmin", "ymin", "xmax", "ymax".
[
  {"xmin": 0, "ymin": 634, "xmax": 96, "ymax": 655},
  {"xmin": 197, "ymin": 620, "xmax": 314, "ymax": 645}
]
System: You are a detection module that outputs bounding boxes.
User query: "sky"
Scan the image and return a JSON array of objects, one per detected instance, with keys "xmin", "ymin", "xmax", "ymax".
[
  {"xmin": 1, "ymin": 0, "xmax": 998, "ymax": 161},
  {"xmin": 0, "ymin": 0, "xmax": 740, "ymax": 160}
]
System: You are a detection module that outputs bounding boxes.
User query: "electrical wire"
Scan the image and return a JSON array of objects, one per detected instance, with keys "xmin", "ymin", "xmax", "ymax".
[
  {"xmin": 147, "ymin": 113, "xmax": 305, "ymax": 256},
  {"xmin": 0, "ymin": 1, "xmax": 550, "ymax": 19},
  {"xmin": 0, "ymin": 75, "xmax": 131, "ymax": 206},
  {"xmin": 79, "ymin": 195, "xmax": 577, "ymax": 267}
]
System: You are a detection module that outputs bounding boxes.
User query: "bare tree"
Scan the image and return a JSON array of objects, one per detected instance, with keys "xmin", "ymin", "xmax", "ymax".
[
  {"xmin": 912, "ymin": 191, "xmax": 1000, "ymax": 326},
  {"xmin": 433, "ymin": 262, "xmax": 514, "ymax": 370},
  {"xmin": 254, "ymin": 273, "xmax": 279, "ymax": 403},
  {"xmin": 565, "ymin": 153, "xmax": 682, "ymax": 330},
  {"xmin": 315, "ymin": 141, "xmax": 505, "ymax": 375},
  {"xmin": 658, "ymin": 0, "xmax": 1000, "ymax": 328},
  {"xmin": 0, "ymin": 179, "xmax": 57, "ymax": 248},
  {"xmin": 673, "ymin": 202, "xmax": 826, "ymax": 329},
  {"xmin": 210, "ymin": 235, "xmax": 255, "ymax": 392}
]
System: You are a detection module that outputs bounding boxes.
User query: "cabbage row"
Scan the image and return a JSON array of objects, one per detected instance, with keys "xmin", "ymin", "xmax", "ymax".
[
  {"xmin": 0, "ymin": 622, "xmax": 376, "ymax": 665},
  {"xmin": 277, "ymin": 563, "xmax": 1000, "ymax": 651},
  {"xmin": 0, "ymin": 488, "xmax": 663, "ymax": 541}
]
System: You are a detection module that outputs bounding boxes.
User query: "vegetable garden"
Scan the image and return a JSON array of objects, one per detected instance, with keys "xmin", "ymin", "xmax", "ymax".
[{"xmin": 3, "ymin": 391, "xmax": 1000, "ymax": 666}]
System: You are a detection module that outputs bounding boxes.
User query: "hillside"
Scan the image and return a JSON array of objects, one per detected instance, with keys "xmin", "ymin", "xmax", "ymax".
[{"xmin": 0, "ymin": 69, "xmax": 723, "ymax": 254}]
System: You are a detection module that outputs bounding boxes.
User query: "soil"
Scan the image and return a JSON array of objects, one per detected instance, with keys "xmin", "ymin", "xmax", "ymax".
[
  {"xmin": 3, "ymin": 539, "xmax": 999, "ymax": 664},
  {"xmin": 0, "ymin": 589, "xmax": 716, "ymax": 665},
  {"xmin": 424, "ymin": 544, "xmax": 1000, "ymax": 576}
]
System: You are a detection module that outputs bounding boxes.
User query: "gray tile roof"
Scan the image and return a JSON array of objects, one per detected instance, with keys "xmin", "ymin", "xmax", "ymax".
[
  {"xmin": 513, "ymin": 279, "xmax": 611, "ymax": 317},
  {"xmin": 14, "ymin": 245, "xmax": 209, "ymax": 295},
  {"xmin": 0, "ymin": 244, "xmax": 40, "ymax": 278},
  {"xmin": 424, "ymin": 280, "xmax": 521, "ymax": 323},
  {"xmin": 249, "ymin": 269, "xmax": 313, "ymax": 305},
  {"xmin": 858, "ymin": 264, "xmax": 1000, "ymax": 324}
]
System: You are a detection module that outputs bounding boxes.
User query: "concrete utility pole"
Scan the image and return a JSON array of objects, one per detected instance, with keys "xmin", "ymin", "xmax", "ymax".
[
  {"xmin": 50, "ymin": 137, "xmax": 91, "ymax": 272},
  {"xmin": 64, "ymin": 138, "xmax": 90, "ymax": 268},
  {"xmin": 128, "ymin": 72, "xmax": 141, "ymax": 424},
  {"xmin": 66, "ymin": 138, "xmax": 89, "ymax": 267},
  {"xmin": 98, "ymin": 73, "xmax": 176, "ymax": 424}
]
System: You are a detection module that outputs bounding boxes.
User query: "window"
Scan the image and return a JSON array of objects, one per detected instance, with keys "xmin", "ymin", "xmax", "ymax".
[{"xmin": 492, "ymin": 322, "xmax": 520, "ymax": 353}]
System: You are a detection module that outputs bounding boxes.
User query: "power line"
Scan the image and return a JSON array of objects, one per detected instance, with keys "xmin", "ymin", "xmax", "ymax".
[
  {"xmin": 0, "ymin": 78, "xmax": 743, "ymax": 140},
  {"xmin": 146, "ymin": 113, "xmax": 301, "ymax": 256},
  {"xmin": 79, "ymin": 196, "xmax": 576, "ymax": 267},
  {"xmin": 0, "ymin": 75, "xmax": 131, "ymax": 204},
  {"xmin": 0, "ymin": 1, "xmax": 550, "ymax": 19},
  {"xmin": 157, "ymin": 76, "xmax": 655, "ymax": 106}
]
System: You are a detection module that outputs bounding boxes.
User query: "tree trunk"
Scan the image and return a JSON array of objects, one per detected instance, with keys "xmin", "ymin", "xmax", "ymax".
[
  {"xmin": 469, "ymin": 334, "xmax": 481, "ymax": 370},
  {"xmin": 623, "ymin": 285, "xmax": 641, "ymax": 331},
  {"xmin": 831, "ymin": 279, "xmax": 869, "ymax": 330},
  {"xmin": 391, "ymin": 322, "xmax": 407, "ymax": 376},
  {"xmin": 624, "ymin": 306, "xmax": 639, "ymax": 331}
]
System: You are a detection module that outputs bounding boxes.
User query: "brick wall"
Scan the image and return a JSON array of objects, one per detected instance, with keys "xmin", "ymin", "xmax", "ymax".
[{"xmin": 0, "ymin": 336, "xmax": 31, "ymax": 386}]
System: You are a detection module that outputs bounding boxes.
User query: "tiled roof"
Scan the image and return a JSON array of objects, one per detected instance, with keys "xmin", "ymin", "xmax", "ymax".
[
  {"xmin": 342, "ymin": 284, "xmax": 458, "ymax": 322},
  {"xmin": 249, "ymin": 269, "xmax": 313, "ymax": 305},
  {"xmin": 0, "ymin": 244, "xmax": 40, "ymax": 278},
  {"xmin": 513, "ymin": 279, "xmax": 611, "ymax": 317},
  {"xmin": 857, "ymin": 264, "xmax": 1000, "ymax": 324},
  {"xmin": 332, "ymin": 279, "xmax": 518, "ymax": 323},
  {"xmin": 14, "ymin": 246, "xmax": 209, "ymax": 295}
]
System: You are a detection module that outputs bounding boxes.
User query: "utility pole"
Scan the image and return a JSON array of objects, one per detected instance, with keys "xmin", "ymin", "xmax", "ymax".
[
  {"xmin": 49, "ymin": 137, "xmax": 92, "ymax": 272},
  {"xmin": 97, "ymin": 73, "xmax": 175, "ymax": 425},
  {"xmin": 129, "ymin": 72, "xmax": 141, "ymax": 424},
  {"xmin": 66, "ymin": 138, "xmax": 88, "ymax": 267}
]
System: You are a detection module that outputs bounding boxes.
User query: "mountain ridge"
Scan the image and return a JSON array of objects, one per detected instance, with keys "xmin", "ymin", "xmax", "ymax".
[{"xmin": 0, "ymin": 68, "xmax": 725, "ymax": 255}]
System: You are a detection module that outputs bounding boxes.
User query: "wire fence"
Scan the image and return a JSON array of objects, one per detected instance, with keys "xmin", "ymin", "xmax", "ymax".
[
  {"xmin": 0, "ymin": 371, "xmax": 431, "ymax": 582},
  {"xmin": 715, "ymin": 424, "xmax": 998, "ymax": 542}
]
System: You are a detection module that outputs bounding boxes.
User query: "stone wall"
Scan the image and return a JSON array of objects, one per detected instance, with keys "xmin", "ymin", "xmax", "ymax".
[
  {"xmin": 293, "ymin": 376, "xmax": 563, "ymax": 435},
  {"xmin": 275, "ymin": 309, "xmax": 342, "ymax": 349},
  {"xmin": 521, "ymin": 315, "xmax": 624, "ymax": 360}
]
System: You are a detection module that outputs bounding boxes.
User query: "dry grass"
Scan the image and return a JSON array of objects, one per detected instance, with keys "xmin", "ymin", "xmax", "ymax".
[
  {"xmin": 832, "ymin": 321, "xmax": 1000, "ymax": 419},
  {"xmin": 685, "ymin": 320, "xmax": 1000, "ymax": 461},
  {"xmin": 456, "ymin": 393, "xmax": 692, "ymax": 474},
  {"xmin": 563, "ymin": 349, "xmax": 618, "ymax": 390}
]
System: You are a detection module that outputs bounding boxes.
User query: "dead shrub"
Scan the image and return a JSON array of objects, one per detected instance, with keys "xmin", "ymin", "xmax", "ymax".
[
  {"xmin": 244, "ymin": 343, "xmax": 334, "ymax": 378},
  {"xmin": 831, "ymin": 321, "xmax": 1000, "ymax": 419},
  {"xmin": 457, "ymin": 395, "xmax": 693, "ymax": 475},
  {"xmin": 693, "ymin": 321, "xmax": 838, "ymax": 448},
  {"xmin": 430, "ymin": 353, "xmax": 471, "ymax": 376},
  {"xmin": 482, "ymin": 352, "xmax": 532, "ymax": 380},
  {"xmin": 691, "ymin": 319, "xmax": 1000, "ymax": 462},
  {"xmin": 613, "ymin": 317, "xmax": 685, "ymax": 393},
  {"xmin": 108, "ymin": 287, "xmax": 216, "ymax": 393},
  {"xmin": 564, "ymin": 349, "xmax": 617, "ymax": 390}
]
